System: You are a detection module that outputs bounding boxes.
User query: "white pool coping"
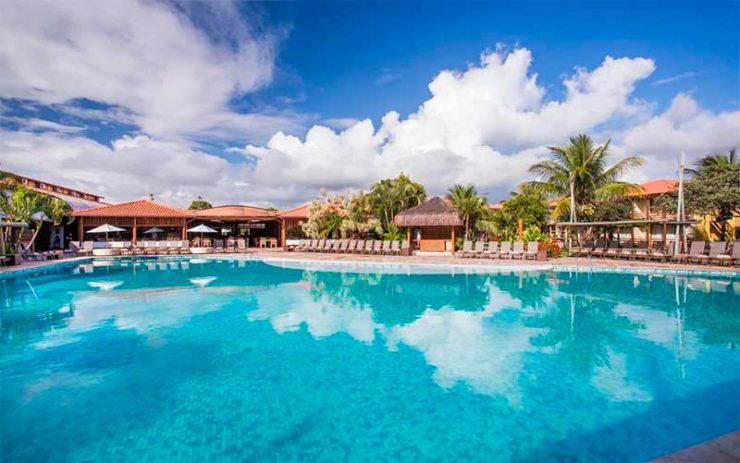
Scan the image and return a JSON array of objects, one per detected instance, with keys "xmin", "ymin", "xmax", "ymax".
[{"xmin": 0, "ymin": 254, "xmax": 738, "ymax": 279}]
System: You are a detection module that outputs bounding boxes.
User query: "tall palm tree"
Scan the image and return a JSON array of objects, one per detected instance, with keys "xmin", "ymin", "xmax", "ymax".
[
  {"xmin": 0, "ymin": 186, "xmax": 73, "ymax": 252},
  {"xmin": 447, "ymin": 184, "xmax": 487, "ymax": 240},
  {"xmin": 525, "ymin": 134, "xmax": 644, "ymax": 221}
]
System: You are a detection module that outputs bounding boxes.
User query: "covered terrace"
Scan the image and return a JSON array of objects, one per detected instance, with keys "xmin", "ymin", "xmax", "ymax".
[
  {"xmin": 74, "ymin": 200, "xmax": 192, "ymax": 244},
  {"xmin": 194, "ymin": 205, "xmax": 283, "ymax": 248}
]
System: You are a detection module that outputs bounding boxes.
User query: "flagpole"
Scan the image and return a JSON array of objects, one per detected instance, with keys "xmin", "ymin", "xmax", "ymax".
[{"xmin": 674, "ymin": 152, "xmax": 685, "ymax": 255}]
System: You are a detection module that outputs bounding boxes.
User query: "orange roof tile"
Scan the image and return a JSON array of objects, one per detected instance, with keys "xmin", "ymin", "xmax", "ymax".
[
  {"xmin": 279, "ymin": 204, "xmax": 310, "ymax": 219},
  {"xmin": 74, "ymin": 200, "xmax": 192, "ymax": 218},
  {"xmin": 631, "ymin": 179, "xmax": 678, "ymax": 196},
  {"xmin": 195, "ymin": 205, "xmax": 277, "ymax": 219},
  {"xmin": 489, "ymin": 202, "xmax": 504, "ymax": 210}
]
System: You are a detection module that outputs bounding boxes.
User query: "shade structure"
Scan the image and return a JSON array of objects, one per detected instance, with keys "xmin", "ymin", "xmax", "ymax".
[
  {"xmin": 86, "ymin": 223, "xmax": 126, "ymax": 244},
  {"xmin": 143, "ymin": 227, "xmax": 164, "ymax": 234},
  {"xmin": 187, "ymin": 224, "xmax": 217, "ymax": 234},
  {"xmin": 187, "ymin": 224, "xmax": 218, "ymax": 247},
  {"xmin": 87, "ymin": 224, "xmax": 126, "ymax": 234},
  {"xmin": 394, "ymin": 196, "xmax": 462, "ymax": 227}
]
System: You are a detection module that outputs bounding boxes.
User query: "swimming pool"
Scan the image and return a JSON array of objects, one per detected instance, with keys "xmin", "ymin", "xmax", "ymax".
[{"xmin": 1, "ymin": 257, "xmax": 738, "ymax": 462}]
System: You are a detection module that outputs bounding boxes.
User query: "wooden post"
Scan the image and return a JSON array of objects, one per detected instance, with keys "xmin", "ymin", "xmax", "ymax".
[
  {"xmin": 181, "ymin": 219, "xmax": 187, "ymax": 240},
  {"xmin": 663, "ymin": 222, "xmax": 668, "ymax": 242},
  {"xmin": 518, "ymin": 218, "xmax": 524, "ymax": 240},
  {"xmin": 132, "ymin": 218, "xmax": 137, "ymax": 245},
  {"xmin": 77, "ymin": 217, "xmax": 84, "ymax": 241},
  {"xmin": 406, "ymin": 227, "xmax": 411, "ymax": 244},
  {"xmin": 451, "ymin": 227, "xmax": 456, "ymax": 254},
  {"xmin": 280, "ymin": 220, "xmax": 287, "ymax": 250}
]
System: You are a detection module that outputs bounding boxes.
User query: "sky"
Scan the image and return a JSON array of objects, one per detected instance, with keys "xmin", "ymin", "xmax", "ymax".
[{"xmin": 1, "ymin": 0, "xmax": 738, "ymax": 208}]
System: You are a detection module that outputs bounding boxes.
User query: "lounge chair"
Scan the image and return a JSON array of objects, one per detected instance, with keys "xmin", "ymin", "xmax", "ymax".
[
  {"xmin": 213, "ymin": 240, "xmax": 225, "ymax": 254},
  {"xmin": 511, "ymin": 241, "xmax": 525, "ymax": 259},
  {"xmin": 225, "ymin": 240, "xmax": 236, "ymax": 253},
  {"xmin": 673, "ymin": 241, "xmax": 705, "ymax": 263},
  {"xmin": 237, "ymin": 238, "xmax": 247, "ymax": 253},
  {"xmin": 471, "ymin": 241, "xmax": 485, "ymax": 258},
  {"xmin": 618, "ymin": 241, "xmax": 634, "ymax": 259},
  {"xmin": 632, "ymin": 242, "xmax": 649, "ymax": 260},
  {"xmin": 696, "ymin": 242, "xmax": 726, "ymax": 265},
  {"xmin": 716, "ymin": 241, "xmax": 740, "ymax": 266},
  {"xmin": 648, "ymin": 241, "xmax": 671, "ymax": 261},
  {"xmin": 372, "ymin": 240, "xmax": 383, "ymax": 255},
  {"xmin": 498, "ymin": 241, "xmax": 512, "ymax": 259},
  {"xmin": 604, "ymin": 241, "xmax": 620, "ymax": 258},
  {"xmin": 456, "ymin": 240, "xmax": 473, "ymax": 258},
  {"xmin": 381, "ymin": 240, "xmax": 392, "ymax": 255},
  {"xmin": 524, "ymin": 241, "xmax": 539, "ymax": 260},
  {"xmin": 352, "ymin": 240, "xmax": 364, "ymax": 254},
  {"xmin": 401, "ymin": 240, "xmax": 410, "ymax": 255},
  {"xmin": 391, "ymin": 240, "xmax": 400, "ymax": 255},
  {"xmin": 485, "ymin": 241, "xmax": 499, "ymax": 259},
  {"xmin": 590, "ymin": 239, "xmax": 606, "ymax": 258}
]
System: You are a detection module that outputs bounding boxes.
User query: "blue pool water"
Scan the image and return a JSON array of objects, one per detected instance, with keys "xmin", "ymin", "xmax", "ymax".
[{"xmin": 1, "ymin": 257, "xmax": 738, "ymax": 462}]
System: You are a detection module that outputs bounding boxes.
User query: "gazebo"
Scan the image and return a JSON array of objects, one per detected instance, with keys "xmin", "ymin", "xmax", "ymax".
[{"xmin": 394, "ymin": 196, "xmax": 462, "ymax": 253}]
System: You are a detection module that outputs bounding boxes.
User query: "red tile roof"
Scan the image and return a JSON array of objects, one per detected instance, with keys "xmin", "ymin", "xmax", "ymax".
[
  {"xmin": 279, "ymin": 204, "xmax": 310, "ymax": 219},
  {"xmin": 489, "ymin": 202, "xmax": 504, "ymax": 210},
  {"xmin": 195, "ymin": 205, "xmax": 277, "ymax": 219},
  {"xmin": 631, "ymin": 179, "xmax": 678, "ymax": 196},
  {"xmin": 74, "ymin": 200, "xmax": 192, "ymax": 218}
]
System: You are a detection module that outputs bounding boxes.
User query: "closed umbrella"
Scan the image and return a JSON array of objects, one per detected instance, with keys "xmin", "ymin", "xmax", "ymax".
[
  {"xmin": 187, "ymin": 224, "xmax": 217, "ymax": 246},
  {"xmin": 86, "ymin": 223, "xmax": 126, "ymax": 243}
]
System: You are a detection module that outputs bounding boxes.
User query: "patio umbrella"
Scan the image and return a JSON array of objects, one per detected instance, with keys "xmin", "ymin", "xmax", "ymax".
[
  {"xmin": 187, "ymin": 224, "xmax": 217, "ymax": 246},
  {"xmin": 143, "ymin": 227, "xmax": 164, "ymax": 240},
  {"xmin": 86, "ymin": 223, "xmax": 126, "ymax": 243}
]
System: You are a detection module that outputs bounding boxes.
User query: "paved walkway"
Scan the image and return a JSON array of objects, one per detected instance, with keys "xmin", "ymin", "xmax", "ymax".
[
  {"xmin": 1, "ymin": 251, "xmax": 737, "ymax": 275},
  {"xmin": 650, "ymin": 431, "xmax": 739, "ymax": 462}
]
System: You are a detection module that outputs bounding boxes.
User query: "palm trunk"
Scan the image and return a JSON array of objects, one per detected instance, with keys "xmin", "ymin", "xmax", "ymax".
[
  {"xmin": 22, "ymin": 221, "xmax": 43, "ymax": 253},
  {"xmin": 569, "ymin": 178, "xmax": 576, "ymax": 223}
]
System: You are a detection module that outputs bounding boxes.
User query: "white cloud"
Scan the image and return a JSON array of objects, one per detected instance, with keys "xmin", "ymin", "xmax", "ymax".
[
  {"xmin": 0, "ymin": 0, "xmax": 301, "ymax": 141},
  {"xmin": 1, "ymin": 37, "xmax": 738, "ymax": 206},
  {"xmin": 617, "ymin": 93, "xmax": 740, "ymax": 181},
  {"xmin": 242, "ymin": 48, "xmax": 657, "ymax": 197}
]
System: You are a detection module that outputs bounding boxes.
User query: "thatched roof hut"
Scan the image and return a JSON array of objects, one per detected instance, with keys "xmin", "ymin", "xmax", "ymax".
[{"xmin": 394, "ymin": 196, "xmax": 462, "ymax": 227}]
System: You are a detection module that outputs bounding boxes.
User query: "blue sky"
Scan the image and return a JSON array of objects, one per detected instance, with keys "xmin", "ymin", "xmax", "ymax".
[
  {"xmin": 255, "ymin": 1, "xmax": 738, "ymax": 121},
  {"xmin": 0, "ymin": 0, "xmax": 738, "ymax": 207}
]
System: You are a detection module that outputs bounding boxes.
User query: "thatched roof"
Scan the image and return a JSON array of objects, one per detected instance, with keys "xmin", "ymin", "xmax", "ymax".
[{"xmin": 394, "ymin": 196, "xmax": 462, "ymax": 227}]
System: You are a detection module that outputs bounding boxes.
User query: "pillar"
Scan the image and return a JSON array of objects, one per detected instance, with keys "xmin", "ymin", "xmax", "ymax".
[
  {"xmin": 406, "ymin": 227, "xmax": 411, "ymax": 244},
  {"xmin": 451, "ymin": 227, "xmax": 456, "ymax": 254},
  {"xmin": 132, "ymin": 218, "xmax": 137, "ymax": 245},
  {"xmin": 77, "ymin": 218, "xmax": 83, "ymax": 241},
  {"xmin": 280, "ymin": 220, "xmax": 287, "ymax": 250},
  {"xmin": 663, "ymin": 222, "xmax": 668, "ymax": 242},
  {"xmin": 517, "ymin": 218, "xmax": 524, "ymax": 240},
  {"xmin": 181, "ymin": 223, "xmax": 187, "ymax": 240}
]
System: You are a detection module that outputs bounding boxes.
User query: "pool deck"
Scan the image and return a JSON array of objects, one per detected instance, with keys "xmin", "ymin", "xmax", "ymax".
[
  {"xmin": 650, "ymin": 431, "xmax": 739, "ymax": 463},
  {"xmin": 1, "ymin": 251, "xmax": 738, "ymax": 275}
]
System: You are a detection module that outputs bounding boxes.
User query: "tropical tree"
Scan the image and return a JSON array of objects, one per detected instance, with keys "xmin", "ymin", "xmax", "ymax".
[
  {"xmin": 368, "ymin": 173, "xmax": 426, "ymax": 232},
  {"xmin": 188, "ymin": 197, "xmax": 212, "ymax": 210},
  {"xmin": 301, "ymin": 193, "xmax": 348, "ymax": 239},
  {"xmin": 685, "ymin": 148, "xmax": 740, "ymax": 241},
  {"xmin": 340, "ymin": 191, "xmax": 383, "ymax": 238},
  {"xmin": 0, "ymin": 186, "xmax": 73, "ymax": 252},
  {"xmin": 525, "ymin": 134, "xmax": 644, "ymax": 221},
  {"xmin": 446, "ymin": 184, "xmax": 488, "ymax": 240}
]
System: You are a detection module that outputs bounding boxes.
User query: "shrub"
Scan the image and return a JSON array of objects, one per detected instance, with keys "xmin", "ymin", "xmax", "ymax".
[{"xmin": 538, "ymin": 238, "xmax": 562, "ymax": 258}]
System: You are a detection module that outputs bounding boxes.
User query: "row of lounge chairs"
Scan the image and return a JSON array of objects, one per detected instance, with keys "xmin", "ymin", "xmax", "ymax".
[
  {"xmin": 455, "ymin": 240, "xmax": 540, "ymax": 260},
  {"xmin": 572, "ymin": 240, "xmax": 740, "ymax": 265},
  {"xmin": 67, "ymin": 239, "xmax": 252, "ymax": 256},
  {"xmin": 296, "ymin": 239, "xmax": 409, "ymax": 255}
]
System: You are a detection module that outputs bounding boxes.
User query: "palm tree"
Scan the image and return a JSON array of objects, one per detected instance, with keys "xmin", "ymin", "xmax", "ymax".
[
  {"xmin": 0, "ymin": 186, "xmax": 73, "ymax": 252},
  {"xmin": 447, "ymin": 184, "xmax": 488, "ymax": 240},
  {"xmin": 690, "ymin": 148, "xmax": 738, "ymax": 173},
  {"xmin": 525, "ymin": 134, "xmax": 644, "ymax": 221}
]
